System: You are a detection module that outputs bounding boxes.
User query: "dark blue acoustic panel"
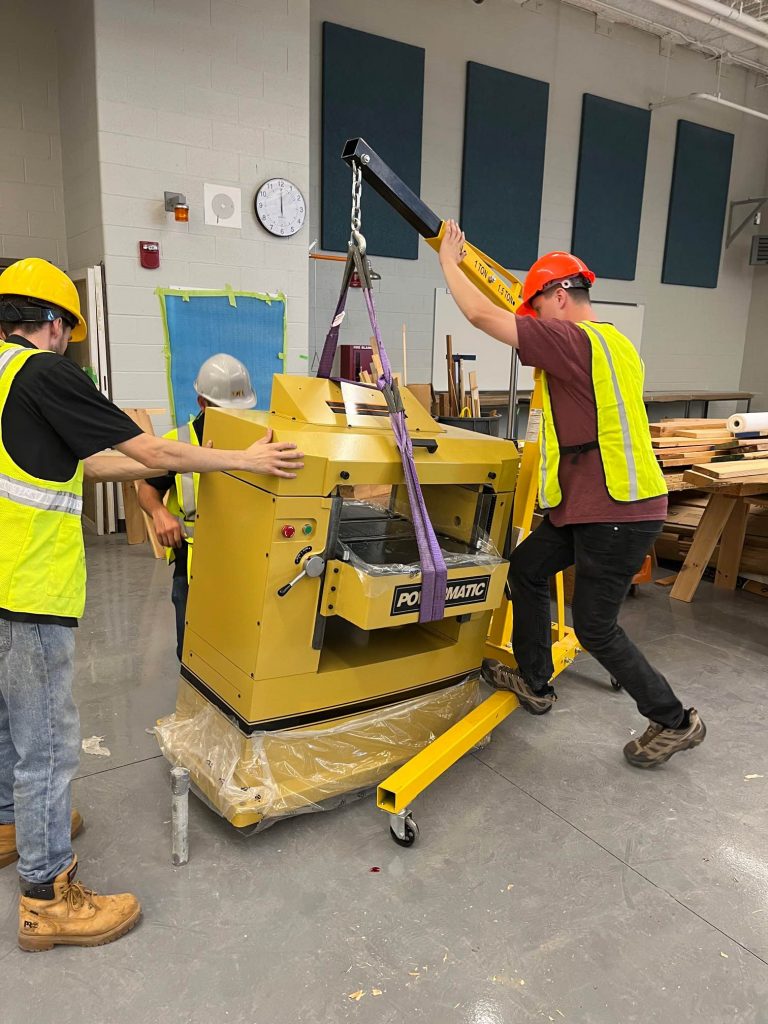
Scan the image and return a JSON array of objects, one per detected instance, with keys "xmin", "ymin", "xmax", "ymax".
[
  {"xmin": 460, "ymin": 61, "xmax": 549, "ymax": 271},
  {"xmin": 662, "ymin": 119, "xmax": 734, "ymax": 287},
  {"xmin": 571, "ymin": 94, "xmax": 650, "ymax": 281},
  {"xmin": 321, "ymin": 22, "xmax": 424, "ymax": 259}
]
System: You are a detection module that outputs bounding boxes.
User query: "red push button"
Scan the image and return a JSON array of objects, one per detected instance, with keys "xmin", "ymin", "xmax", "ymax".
[{"xmin": 281, "ymin": 525, "xmax": 295, "ymax": 539}]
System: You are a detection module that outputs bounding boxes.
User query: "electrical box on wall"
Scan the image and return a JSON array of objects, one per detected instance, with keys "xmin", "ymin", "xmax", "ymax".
[{"xmin": 139, "ymin": 241, "xmax": 160, "ymax": 269}]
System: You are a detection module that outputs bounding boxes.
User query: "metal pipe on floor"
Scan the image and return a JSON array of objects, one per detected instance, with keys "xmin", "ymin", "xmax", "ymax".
[{"xmin": 170, "ymin": 766, "xmax": 190, "ymax": 866}]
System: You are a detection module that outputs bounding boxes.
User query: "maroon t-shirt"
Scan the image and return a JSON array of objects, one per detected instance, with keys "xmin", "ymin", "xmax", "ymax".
[{"xmin": 516, "ymin": 318, "xmax": 667, "ymax": 527}]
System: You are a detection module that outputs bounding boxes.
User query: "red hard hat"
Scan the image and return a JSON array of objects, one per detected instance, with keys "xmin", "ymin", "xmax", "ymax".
[{"xmin": 517, "ymin": 252, "xmax": 596, "ymax": 317}]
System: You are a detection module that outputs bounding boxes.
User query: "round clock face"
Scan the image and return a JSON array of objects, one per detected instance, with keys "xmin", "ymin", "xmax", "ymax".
[{"xmin": 254, "ymin": 178, "xmax": 306, "ymax": 237}]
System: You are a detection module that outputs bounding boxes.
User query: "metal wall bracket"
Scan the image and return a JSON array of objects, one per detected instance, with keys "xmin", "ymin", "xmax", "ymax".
[
  {"xmin": 595, "ymin": 15, "xmax": 613, "ymax": 37},
  {"xmin": 164, "ymin": 191, "xmax": 187, "ymax": 212},
  {"xmin": 726, "ymin": 197, "xmax": 768, "ymax": 248}
]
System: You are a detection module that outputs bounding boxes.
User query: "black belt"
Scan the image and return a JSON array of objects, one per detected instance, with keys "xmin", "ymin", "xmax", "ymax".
[{"xmin": 559, "ymin": 440, "xmax": 599, "ymax": 464}]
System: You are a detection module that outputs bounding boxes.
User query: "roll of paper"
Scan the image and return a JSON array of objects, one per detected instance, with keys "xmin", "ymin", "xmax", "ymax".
[{"xmin": 727, "ymin": 412, "xmax": 768, "ymax": 434}]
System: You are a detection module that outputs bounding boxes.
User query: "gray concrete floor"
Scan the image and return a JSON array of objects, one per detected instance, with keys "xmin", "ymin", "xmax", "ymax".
[{"xmin": 2, "ymin": 535, "xmax": 768, "ymax": 1024}]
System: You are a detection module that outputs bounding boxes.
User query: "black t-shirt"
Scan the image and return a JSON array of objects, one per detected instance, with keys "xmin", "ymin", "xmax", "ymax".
[
  {"xmin": 145, "ymin": 413, "xmax": 204, "ymax": 580},
  {"xmin": 0, "ymin": 335, "xmax": 143, "ymax": 626}
]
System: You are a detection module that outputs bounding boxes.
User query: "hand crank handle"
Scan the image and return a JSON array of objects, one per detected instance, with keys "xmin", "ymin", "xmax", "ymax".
[{"xmin": 277, "ymin": 554, "xmax": 326, "ymax": 597}]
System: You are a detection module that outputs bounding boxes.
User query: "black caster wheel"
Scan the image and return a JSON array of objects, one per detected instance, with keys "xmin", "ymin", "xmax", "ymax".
[
  {"xmin": 390, "ymin": 816, "xmax": 419, "ymax": 847},
  {"xmin": 610, "ymin": 676, "xmax": 622, "ymax": 691},
  {"xmin": 629, "ymin": 584, "xmax": 638, "ymax": 598}
]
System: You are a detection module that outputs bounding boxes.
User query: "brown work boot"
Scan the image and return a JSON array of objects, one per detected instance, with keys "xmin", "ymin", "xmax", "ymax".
[
  {"xmin": 481, "ymin": 658, "xmax": 556, "ymax": 715},
  {"xmin": 18, "ymin": 856, "xmax": 140, "ymax": 952},
  {"xmin": 0, "ymin": 809, "xmax": 83, "ymax": 870},
  {"xmin": 623, "ymin": 708, "xmax": 706, "ymax": 768}
]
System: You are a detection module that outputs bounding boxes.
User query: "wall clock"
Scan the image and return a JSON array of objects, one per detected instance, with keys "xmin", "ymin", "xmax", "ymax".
[{"xmin": 254, "ymin": 178, "xmax": 306, "ymax": 237}]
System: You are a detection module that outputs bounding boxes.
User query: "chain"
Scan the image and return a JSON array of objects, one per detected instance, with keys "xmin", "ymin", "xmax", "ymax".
[{"xmin": 349, "ymin": 163, "xmax": 365, "ymax": 254}]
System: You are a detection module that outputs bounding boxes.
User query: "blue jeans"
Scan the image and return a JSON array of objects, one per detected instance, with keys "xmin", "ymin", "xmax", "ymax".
[{"xmin": 0, "ymin": 619, "xmax": 80, "ymax": 883}]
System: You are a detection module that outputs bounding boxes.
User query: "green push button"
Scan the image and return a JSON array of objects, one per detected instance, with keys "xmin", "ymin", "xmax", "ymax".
[{"xmin": 302, "ymin": 523, "xmax": 313, "ymax": 536}]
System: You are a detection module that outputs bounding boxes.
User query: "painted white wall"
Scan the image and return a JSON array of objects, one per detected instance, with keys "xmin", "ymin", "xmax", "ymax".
[
  {"xmin": 740, "ymin": 157, "xmax": 768, "ymax": 412},
  {"xmin": 741, "ymin": 271, "xmax": 768, "ymax": 412},
  {"xmin": 92, "ymin": 0, "xmax": 310, "ymax": 433},
  {"xmin": 3, "ymin": 0, "xmax": 763, "ymax": 420},
  {"xmin": 0, "ymin": 0, "xmax": 67, "ymax": 267},
  {"xmin": 57, "ymin": 0, "xmax": 104, "ymax": 273},
  {"xmin": 309, "ymin": 0, "xmax": 768, "ymax": 400}
]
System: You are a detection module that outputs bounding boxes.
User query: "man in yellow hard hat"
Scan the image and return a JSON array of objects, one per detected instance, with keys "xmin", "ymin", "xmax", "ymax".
[
  {"xmin": 0, "ymin": 258, "xmax": 304, "ymax": 952},
  {"xmin": 138, "ymin": 353, "xmax": 258, "ymax": 660},
  {"xmin": 438, "ymin": 222, "xmax": 705, "ymax": 769}
]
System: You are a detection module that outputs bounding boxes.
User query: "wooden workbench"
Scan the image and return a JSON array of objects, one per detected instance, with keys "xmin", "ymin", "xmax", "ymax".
[
  {"xmin": 669, "ymin": 469, "xmax": 768, "ymax": 602},
  {"xmin": 434, "ymin": 389, "xmax": 754, "ymax": 438}
]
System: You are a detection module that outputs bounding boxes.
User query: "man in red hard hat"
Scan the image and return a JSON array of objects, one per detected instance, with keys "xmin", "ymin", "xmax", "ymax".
[{"xmin": 439, "ymin": 222, "xmax": 705, "ymax": 768}]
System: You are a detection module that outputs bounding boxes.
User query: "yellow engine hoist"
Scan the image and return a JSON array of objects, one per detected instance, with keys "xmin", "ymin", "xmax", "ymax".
[{"xmin": 156, "ymin": 139, "xmax": 580, "ymax": 845}]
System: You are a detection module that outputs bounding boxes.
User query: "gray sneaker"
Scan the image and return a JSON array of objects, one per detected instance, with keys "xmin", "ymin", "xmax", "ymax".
[
  {"xmin": 623, "ymin": 708, "xmax": 706, "ymax": 768},
  {"xmin": 481, "ymin": 659, "xmax": 556, "ymax": 715}
]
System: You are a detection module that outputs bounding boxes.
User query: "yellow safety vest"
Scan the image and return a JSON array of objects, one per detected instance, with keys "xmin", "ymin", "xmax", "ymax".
[
  {"xmin": 0, "ymin": 342, "xmax": 86, "ymax": 618},
  {"xmin": 164, "ymin": 419, "xmax": 199, "ymax": 579},
  {"xmin": 539, "ymin": 321, "xmax": 666, "ymax": 510}
]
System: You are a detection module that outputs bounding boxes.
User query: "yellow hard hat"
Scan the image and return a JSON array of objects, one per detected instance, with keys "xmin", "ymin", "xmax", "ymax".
[{"xmin": 0, "ymin": 258, "xmax": 87, "ymax": 342}]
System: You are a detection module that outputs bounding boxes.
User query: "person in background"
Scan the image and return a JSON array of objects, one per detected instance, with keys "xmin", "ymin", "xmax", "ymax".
[
  {"xmin": 437, "ymin": 222, "xmax": 705, "ymax": 769},
  {"xmin": 137, "ymin": 354, "xmax": 257, "ymax": 661}
]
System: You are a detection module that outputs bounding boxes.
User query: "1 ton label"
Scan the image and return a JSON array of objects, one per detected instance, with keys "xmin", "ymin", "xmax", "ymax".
[{"xmin": 390, "ymin": 575, "xmax": 491, "ymax": 617}]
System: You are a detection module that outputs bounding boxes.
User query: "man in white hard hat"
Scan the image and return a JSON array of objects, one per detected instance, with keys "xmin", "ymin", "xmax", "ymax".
[{"xmin": 137, "ymin": 354, "xmax": 257, "ymax": 660}]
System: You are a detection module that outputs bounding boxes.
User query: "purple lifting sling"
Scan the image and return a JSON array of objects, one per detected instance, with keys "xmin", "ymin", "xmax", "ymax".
[{"xmin": 316, "ymin": 247, "xmax": 447, "ymax": 624}]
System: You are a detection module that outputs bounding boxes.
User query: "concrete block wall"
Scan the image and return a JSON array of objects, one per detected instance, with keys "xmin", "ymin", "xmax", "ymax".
[
  {"xmin": 309, "ymin": 0, "xmax": 768, "ymax": 397},
  {"xmin": 93, "ymin": 0, "xmax": 310, "ymax": 433},
  {"xmin": 0, "ymin": 0, "xmax": 67, "ymax": 267}
]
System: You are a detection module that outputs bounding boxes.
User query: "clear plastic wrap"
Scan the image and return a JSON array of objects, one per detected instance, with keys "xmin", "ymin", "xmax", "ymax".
[
  {"xmin": 339, "ymin": 534, "xmax": 504, "ymax": 578},
  {"xmin": 156, "ymin": 675, "xmax": 484, "ymax": 832},
  {"xmin": 337, "ymin": 499, "xmax": 504, "ymax": 578}
]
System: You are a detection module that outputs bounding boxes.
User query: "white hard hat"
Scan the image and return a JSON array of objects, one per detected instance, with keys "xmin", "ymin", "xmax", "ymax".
[{"xmin": 193, "ymin": 353, "xmax": 256, "ymax": 409}]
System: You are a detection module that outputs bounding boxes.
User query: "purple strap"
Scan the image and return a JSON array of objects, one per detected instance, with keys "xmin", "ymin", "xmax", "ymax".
[
  {"xmin": 317, "ymin": 284, "xmax": 349, "ymax": 381},
  {"xmin": 319, "ymin": 261, "xmax": 447, "ymax": 622}
]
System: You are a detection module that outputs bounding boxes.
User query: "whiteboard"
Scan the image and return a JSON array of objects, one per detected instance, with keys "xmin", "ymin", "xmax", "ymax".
[
  {"xmin": 432, "ymin": 288, "xmax": 532, "ymax": 392},
  {"xmin": 431, "ymin": 288, "xmax": 644, "ymax": 392}
]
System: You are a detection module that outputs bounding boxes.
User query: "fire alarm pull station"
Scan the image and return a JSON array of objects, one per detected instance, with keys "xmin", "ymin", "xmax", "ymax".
[{"xmin": 139, "ymin": 241, "xmax": 160, "ymax": 270}]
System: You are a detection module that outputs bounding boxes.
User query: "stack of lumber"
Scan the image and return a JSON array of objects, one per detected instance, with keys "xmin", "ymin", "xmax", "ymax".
[
  {"xmin": 656, "ymin": 491, "xmax": 768, "ymax": 577},
  {"xmin": 650, "ymin": 418, "xmax": 768, "ymax": 474}
]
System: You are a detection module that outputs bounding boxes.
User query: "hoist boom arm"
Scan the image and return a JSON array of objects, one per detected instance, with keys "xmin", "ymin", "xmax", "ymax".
[{"xmin": 341, "ymin": 138, "xmax": 523, "ymax": 314}]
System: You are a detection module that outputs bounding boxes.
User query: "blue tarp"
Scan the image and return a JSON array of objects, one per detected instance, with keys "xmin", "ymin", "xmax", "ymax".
[{"xmin": 158, "ymin": 288, "xmax": 286, "ymax": 425}]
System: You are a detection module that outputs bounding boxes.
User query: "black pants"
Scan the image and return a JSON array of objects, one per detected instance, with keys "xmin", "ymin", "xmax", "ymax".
[
  {"xmin": 509, "ymin": 517, "xmax": 684, "ymax": 728},
  {"xmin": 171, "ymin": 575, "xmax": 189, "ymax": 662}
]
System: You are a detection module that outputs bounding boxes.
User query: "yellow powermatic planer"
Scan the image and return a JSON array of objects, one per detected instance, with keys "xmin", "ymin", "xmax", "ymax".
[{"xmin": 156, "ymin": 374, "xmax": 519, "ymax": 833}]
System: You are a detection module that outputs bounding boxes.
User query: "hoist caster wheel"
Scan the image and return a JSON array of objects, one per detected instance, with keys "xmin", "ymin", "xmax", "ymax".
[
  {"xmin": 629, "ymin": 584, "xmax": 638, "ymax": 598},
  {"xmin": 390, "ymin": 816, "xmax": 419, "ymax": 847},
  {"xmin": 610, "ymin": 677, "xmax": 622, "ymax": 691}
]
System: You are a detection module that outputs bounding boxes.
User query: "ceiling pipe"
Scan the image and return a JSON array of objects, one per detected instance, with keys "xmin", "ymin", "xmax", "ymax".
[
  {"xmin": 564, "ymin": 0, "xmax": 768, "ymax": 76},
  {"xmin": 673, "ymin": 0, "xmax": 768, "ymax": 39},
  {"xmin": 644, "ymin": 0, "xmax": 768, "ymax": 52},
  {"xmin": 649, "ymin": 91, "xmax": 768, "ymax": 121}
]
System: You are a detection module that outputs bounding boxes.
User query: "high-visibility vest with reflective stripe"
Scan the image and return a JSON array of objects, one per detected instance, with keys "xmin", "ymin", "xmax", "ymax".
[
  {"xmin": 164, "ymin": 419, "xmax": 199, "ymax": 580},
  {"xmin": 0, "ymin": 342, "xmax": 86, "ymax": 618},
  {"xmin": 538, "ymin": 321, "xmax": 667, "ymax": 510}
]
